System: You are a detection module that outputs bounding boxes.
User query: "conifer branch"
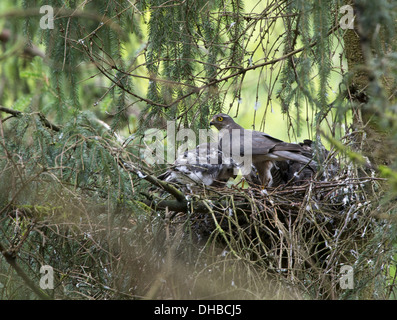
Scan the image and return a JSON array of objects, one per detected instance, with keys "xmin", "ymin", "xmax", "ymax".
[
  {"xmin": 91, "ymin": 23, "xmax": 340, "ymax": 110},
  {"xmin": 0, "ymin": 242, "xmax": 52, "ymax": 300},
  {"xmin": 119, "ymin": 160, "xmax": 186, "ymax": 202},
  {"xmin": 0, "ymin": 106, "xmax": 61, "ymax": 132}
]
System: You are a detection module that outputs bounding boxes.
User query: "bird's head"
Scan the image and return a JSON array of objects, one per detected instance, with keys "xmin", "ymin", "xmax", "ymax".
[{"xmin": 210, "ymin": 113, "xmax": 240, "ymax": 131}]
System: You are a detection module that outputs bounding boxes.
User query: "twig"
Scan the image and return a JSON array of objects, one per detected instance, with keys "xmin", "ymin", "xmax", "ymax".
[
  {"xmin": 120, "ymin": 161, "xmax": 186, "ymax": 202},
  {"xmin": 0, "ymin": 29, "xmax": 45, "ymax": 59},
  {"xmin": 0, "ymin": 106, "xmax": 61, "ymax": 132},
  {"xmin": 0, "ymin": 242, "xmax": 52, "ymax": 300}
]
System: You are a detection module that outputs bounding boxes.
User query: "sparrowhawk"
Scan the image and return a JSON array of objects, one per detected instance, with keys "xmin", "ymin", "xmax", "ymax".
[
  {"xmin": 158, "ymin": 142, "xmax": 260, "ymax": 191},
  {"xmin": 210, "ymin": 113, "xmax": 316, "ymax": 185}
]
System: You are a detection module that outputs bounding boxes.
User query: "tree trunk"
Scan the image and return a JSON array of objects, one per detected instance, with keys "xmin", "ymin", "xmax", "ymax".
[
  {"xmin": 343, "ymin": 0, "xmax": 395, "ymax": 167},
  {"xmin": 342, "ymin": 0, "xmax": 396, "ymax": 299}
]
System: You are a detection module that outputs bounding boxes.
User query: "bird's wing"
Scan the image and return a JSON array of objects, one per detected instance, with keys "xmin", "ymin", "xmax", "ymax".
[
  {"xmin": 251, "ymin": 132, "xmax": 311, "ymax": 156},
  {"xmin": 249, "ymin": 132, "xmax": 299, "ymax": 155},
  {"xmin": 270, "ymin": 142, "xmax": 306, "ymax": 153},
  {"xmin": 158, "ymin": 142, "xmax": 239, "ymax": 186},
  {"xmin": 218, "ymin": 128, "xmax": 316, "ymax": 170}
]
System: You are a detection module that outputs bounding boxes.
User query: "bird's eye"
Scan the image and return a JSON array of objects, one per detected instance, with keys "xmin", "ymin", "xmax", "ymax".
[{"xmin": 217, "ymin": 116, "xmax": 224, "ymax": 122}]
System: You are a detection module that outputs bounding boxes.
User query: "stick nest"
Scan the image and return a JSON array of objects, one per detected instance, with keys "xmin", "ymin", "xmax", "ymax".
[{"xmin": 143, "ymin": 155, "xmax": 391, "ymax": 299}]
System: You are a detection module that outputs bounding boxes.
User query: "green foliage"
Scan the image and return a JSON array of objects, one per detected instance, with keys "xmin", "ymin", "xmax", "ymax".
[
  {"xmin": 1, "ymin": 0, "xmax": 397, "ymax": 300},
  {"xmin": 140, "ymin": 0, "xmax": 246, "ymax": 132},
  {"xmin": 278, "ymin": 0, "xmax": 336, "ymax": 136}
]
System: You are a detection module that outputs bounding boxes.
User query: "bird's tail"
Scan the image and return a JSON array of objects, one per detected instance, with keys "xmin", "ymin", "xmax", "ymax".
[{"xmin": 272, "ymin": 151, "xmax": 317, "ymax": 171}]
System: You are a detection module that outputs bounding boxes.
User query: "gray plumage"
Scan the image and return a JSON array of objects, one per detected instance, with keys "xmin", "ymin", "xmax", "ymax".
[
  {"xmin": 158, "ymin": 143, "xmax": 238, "ymax": 188},
  {"xmin": 210, "ymin": 113, "xmax": 316, "ymax": 185},
  {"xmin": 158, "ymin": 142, "xmax": 262, "ymax": 190}
]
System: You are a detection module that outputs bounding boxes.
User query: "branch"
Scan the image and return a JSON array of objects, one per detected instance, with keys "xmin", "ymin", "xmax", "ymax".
[
  {"xmin": 0, "ymin": 106, "xmax": 61, "ymax": 132},
  {"xmin": 0, "ymin": 242, "xmax": 52, "ymax": 300},
  {"xmin": 0, "ymin": 105, "xmax": 20, "ymax": 117},
  {"xmin": 94, "ymin": 23, "xmax": 341, "ymax": 109},
  {"xmin": 120, "ymin": 161, "xmax": 186, "ymax": 202},
  {"xmin": 0, "ymin": 8, "xmax": 123, "ymax": 35},
  {"xmin": 37, "ymin": 113, "xmax": 61, "ymax": 132},
  {"xmin": 0, "ymin": 29, "xmax": 45, "ymax": 59}
]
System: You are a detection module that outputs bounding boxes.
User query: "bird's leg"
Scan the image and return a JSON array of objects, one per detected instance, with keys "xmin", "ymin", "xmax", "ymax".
[
  {"xmin": 235, "ymin": 176, "xmax": 246, "ymax": 188},
  {"xmin": 261, "ymin": 177, "xmax": 270, "ymax": 190},
  {"xmin": 256, "ymin": 161, "xmax": 273, "ymax": 190}
]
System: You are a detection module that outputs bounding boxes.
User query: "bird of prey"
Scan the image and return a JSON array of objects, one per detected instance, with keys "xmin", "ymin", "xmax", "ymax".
[
  {"xmin": 157, "ymin": 142, "xmax": 261, "ymax": 191},
  {"xmin": 157, "ymin": 143, "xmax": 238, "ymax": 190},
  {"xmin": 210, "ymin": 113, "xmax": 316, "ymax": 186},
  {"xmin": 272, "ymin": 139, "xmax": 316, "ymax": 186}
]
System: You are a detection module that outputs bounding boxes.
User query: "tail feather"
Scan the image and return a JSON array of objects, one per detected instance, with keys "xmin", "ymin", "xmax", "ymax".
[{"xmin": 272, "ymin": 150, "xmax": 317, "ymax": 171}]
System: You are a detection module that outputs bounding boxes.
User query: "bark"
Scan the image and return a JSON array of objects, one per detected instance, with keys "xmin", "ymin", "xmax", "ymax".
[
  {"xmin": 342, "ymin": 0, "xmax": 396, "ymax": 299},
  {"xmin": 343, "ymin": 0, "xmax": 395, "ymax": 167}
]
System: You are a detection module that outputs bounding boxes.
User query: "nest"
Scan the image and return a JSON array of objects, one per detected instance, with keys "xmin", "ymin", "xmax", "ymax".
[{"xmin": 146, "ymin": 160, "xmax": 389, "ymax": 299}]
